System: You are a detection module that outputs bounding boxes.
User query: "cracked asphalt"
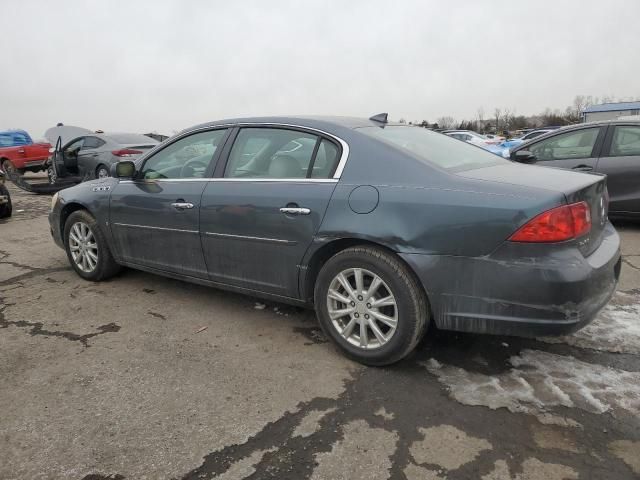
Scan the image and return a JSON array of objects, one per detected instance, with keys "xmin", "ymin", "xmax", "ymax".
[{"xmin": 1, "ymin": 181, "xmax": 640, "ymax": 480}]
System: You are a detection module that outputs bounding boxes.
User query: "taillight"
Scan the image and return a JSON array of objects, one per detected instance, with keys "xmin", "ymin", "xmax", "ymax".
[
  {"xmin": 112, "ymin": 149, "xmax": 142, "ymax": 157},
  {"xmin": 509, "ymin": 201, "xmax": 591, "ymax": 243}
]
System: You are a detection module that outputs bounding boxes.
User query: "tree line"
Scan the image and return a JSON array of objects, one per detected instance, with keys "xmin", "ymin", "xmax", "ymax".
[{"xmin": 401, "ymin": 95, "xmax": 640, "ymax": 133}]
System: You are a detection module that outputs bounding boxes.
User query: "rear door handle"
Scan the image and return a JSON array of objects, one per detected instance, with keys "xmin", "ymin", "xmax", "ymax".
[
  {"xmin": 171, "ymin": 202, "xmax": 194, "ymax": 210},
  {"xmin": 280, "ymin": 207, "xmax": 311, "ymax": 215},
  {"xmin": 572, "ymin": 165, "xmax": 593, "ymax": 172}
]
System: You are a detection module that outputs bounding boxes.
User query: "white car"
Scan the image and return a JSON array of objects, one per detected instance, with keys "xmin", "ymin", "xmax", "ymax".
[{"xmin": 445, "ymin": 130, "xmax": 501, "ymax": 146}]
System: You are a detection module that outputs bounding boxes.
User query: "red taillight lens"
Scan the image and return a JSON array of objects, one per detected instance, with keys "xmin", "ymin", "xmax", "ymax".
[
  {"xmin": 112, "ymin": 149, "xmax": 142, "ymax": 157},
  {"xmin": 509, "ymin": 201, "xmax": 591, "ymax": 243}
]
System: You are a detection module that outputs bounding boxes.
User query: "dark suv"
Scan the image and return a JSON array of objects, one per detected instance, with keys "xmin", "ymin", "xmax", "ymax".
[{"xmin": 510, "ymin": 120, "xmax": 640, "ymax": 219}]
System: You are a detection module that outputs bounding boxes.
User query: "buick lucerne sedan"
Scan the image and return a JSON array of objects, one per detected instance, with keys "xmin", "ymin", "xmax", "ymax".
[{"xmin": 49, "ymin": 115, "xmax": 621, "ymax": 365}]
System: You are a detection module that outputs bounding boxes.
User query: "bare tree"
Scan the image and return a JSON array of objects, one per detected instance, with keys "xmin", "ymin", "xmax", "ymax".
[
  {"xmin": 476, "ymin": 107, "xmax": 485, "ymax": 132},
  {"xmin": 436, "ymin": 116, "xmax": 456, "ymax": 129},
  {"xmin": 493, "ymin": 108, "xmax": 502, "ymax": 132}
]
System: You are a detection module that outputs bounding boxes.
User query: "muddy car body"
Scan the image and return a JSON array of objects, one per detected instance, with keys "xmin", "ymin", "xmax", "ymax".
[{"xmin": 49, "ymin": 116, "xmax": 621, "ymax": 365}]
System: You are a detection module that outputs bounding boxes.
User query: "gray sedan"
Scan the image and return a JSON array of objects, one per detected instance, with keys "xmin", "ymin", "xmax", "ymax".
[
  {"xmin": 510, "ymin": 120, "xmax": 640, "ymax": 219},
  {"xmin": 49, "ymin": 115, "xmax": 621, "ymax": 365},
  {"xmin": 46, "ymin": 129, "xmax": 159, "ymax": 182}
]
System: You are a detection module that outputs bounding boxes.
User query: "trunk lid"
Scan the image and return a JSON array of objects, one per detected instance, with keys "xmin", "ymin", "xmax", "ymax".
[{"xmin": 459, "ymin": 163, "xmax": 608, "ymax": 256}]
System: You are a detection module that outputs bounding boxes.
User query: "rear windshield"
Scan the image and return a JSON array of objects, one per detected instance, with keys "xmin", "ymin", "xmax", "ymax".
[
  {"xmin": 107, "ymin": 133, "xmax": 159, "ymax": 145},
  {"xmin": 359, "ymin": 125, "xmax": 506, "ymax": 171}
]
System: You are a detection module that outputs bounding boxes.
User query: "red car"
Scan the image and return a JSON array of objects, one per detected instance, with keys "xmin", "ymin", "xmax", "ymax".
[{"xmin": 0, "ymin": 129, "xmax": 51, "ymax": 174}]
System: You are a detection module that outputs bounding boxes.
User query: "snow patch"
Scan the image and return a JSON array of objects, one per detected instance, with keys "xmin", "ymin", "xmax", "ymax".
[
  {"xmin": 538, "ymin": 292, "xmax": 640, "ymax": 354},
  {"xmin": 424, "ymin": 349, "xmax": 640, "ymax": 417}
]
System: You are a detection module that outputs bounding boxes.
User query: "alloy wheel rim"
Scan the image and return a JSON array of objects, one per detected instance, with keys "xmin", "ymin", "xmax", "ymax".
[
  {"xmin": 326, "ymin": 268, "xmax": 398, "ymax": 349},
  {"xmin": 68, "ymin": 222, "xmax": 99, "ymax": 272},
  {"xmin": 98, "ymin": 168, "xmax": 108, "ymax": 178}
]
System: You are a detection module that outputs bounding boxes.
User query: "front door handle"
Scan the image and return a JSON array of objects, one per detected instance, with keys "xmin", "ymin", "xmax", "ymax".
[
  {"xmin": 171, "ymin": 202, "xmax": 194, "ymax": 210},
  {"xmin": 572, "ymin": 165, "xmax": 593, "ymax": 172},
  {"xmin": 280, "ymin": 207, "xmax": 311, "ymax": 215}
]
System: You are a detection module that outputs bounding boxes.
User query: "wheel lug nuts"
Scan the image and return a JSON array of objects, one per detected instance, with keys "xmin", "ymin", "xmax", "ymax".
[
  {"xmin": 366, "ymin": 303, "xmax": 371, "ymax": 308},
  {"xmin": 364, "ymin": 314, "xmax": 369, "ymax": 319},
  {"xmin": 354, "ymin": 313, "xmax": 360, "ymax": 318},
  {"xmin": 350, "ymin": 301, "xmax": 356, "ymax": 307},
  {"xmin": 358, "ymin": 295, "xmax": 363, "ymax": 301}
]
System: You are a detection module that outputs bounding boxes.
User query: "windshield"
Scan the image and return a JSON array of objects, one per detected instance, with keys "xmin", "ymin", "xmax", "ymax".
[{"xmin": 359, "ymin": 126, "xmax": 507, "ymax": 171}]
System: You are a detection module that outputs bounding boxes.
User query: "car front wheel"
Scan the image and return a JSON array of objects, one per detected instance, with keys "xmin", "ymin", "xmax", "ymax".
[
  {"xmin": 64, "ymin": 210, "xmax": 121, "ymax": 281},
  {"xmin": 314, "ymin": 246, "xmax": 429, "ymax": 366},
  {"xmin": 96, "ymin": 165, "xmax": 109, "ymax": 179}
]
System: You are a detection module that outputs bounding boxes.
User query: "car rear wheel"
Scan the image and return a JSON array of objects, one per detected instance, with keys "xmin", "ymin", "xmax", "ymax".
[
  {"xmin": 314, "ymin": 246, "xmax": 429, "ymax": 366},
  {"xmin": 96, "ymin": 164, "xmax": 109, "ymax": 179},
  {"xmin": 64, "ymin": 210, "xmax": 121, "ymax": 281},
  {"xmin": 1, "ymin": 159, "xmax": 15, "ymax": 174}
]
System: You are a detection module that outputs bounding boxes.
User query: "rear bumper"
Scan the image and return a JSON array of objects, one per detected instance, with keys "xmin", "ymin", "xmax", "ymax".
[{"xmin": 400, "ymin": 221, "xmax": 621, "ymax": 337}]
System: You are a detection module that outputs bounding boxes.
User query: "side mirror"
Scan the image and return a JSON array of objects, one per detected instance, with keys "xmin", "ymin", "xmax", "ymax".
[
  {"xmin": 511, "ymin": 150, "xmax": 537, "ymax": 164},
  {"xmin": 112, "ymin": 161, "xmax": 136, "ymax": 179}
]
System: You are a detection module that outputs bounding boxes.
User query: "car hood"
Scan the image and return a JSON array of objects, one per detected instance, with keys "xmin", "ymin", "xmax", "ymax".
[
  {"xmin": 44, "ymin": 125, "xmax": 93, "ymax": 149},
  {"xmin": 457, "ymin": 162, "xmax": 603, "ymax": 196}
]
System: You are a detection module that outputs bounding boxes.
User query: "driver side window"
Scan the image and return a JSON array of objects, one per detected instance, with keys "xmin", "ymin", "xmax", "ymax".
[
  {"xmin": 529, "ymin": 128, "xmax": 600, "ymax": 161},
  {"xmin": 140, "ymin": 129, "xmax": 228, "ymax": 180}
]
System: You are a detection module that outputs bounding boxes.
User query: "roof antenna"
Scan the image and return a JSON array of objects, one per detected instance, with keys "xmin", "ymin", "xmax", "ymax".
[{"xmin": 369, "ymin": 113, "xmax": 388, "ymax": 124}]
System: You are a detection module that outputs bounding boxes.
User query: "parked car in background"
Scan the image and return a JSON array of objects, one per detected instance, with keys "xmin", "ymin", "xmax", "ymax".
[
  {"xmin": 50, "ymin": 115, "xmax": 620, "ymax": 365},
  {"xmin": 444, "ymin": 130, "xmax": 501, "ymax": 146},
  {"xmin": 45, "ymin": 125, "xmax": 159, "ymax": 183},
  {"xmin": 500, "ymin": 129, "xmax": 556, "ymax": 151},
  {"xmin": 0, "ymin": 167, "xmax": 12, "ymax": 218},
  {"xmin": 510, "ymin": 120, "xmax": 640, "ymax": 218},
  {"xmin": 0, "ymin": 129, "xmax": 51, "ymax": 174},
  {"xmin": 484, "ymin": 133, "xmax": 505, "ymax": 142}
]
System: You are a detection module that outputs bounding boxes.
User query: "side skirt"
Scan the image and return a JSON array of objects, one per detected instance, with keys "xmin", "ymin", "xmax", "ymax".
[{"xmin": 118, "ymin": 260, "xmax": 312, "ymax": 308}]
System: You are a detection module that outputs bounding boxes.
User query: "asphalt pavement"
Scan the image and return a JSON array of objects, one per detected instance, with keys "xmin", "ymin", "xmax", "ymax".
[{"xmin": 1, "ymin": 181, "xmax": 639, "ymax": 480}]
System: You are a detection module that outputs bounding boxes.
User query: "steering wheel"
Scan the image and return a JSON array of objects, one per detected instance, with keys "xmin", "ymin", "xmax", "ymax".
[{"xmin": 180, "ymin": 157, "xmax": 208, "ymax": 178}]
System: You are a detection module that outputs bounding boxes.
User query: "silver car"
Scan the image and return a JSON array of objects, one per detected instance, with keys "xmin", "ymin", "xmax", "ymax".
[{"xmin": 45, "ymin": 126, "xmax": 159, "ymax": 182}]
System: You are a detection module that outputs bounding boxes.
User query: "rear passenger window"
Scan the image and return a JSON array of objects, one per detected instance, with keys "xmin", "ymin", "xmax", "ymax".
[
  {"xmin": 610, "ymin": 126, "xmax": 640, "ymax": 157},
  {"xmin": 311, "ymin": 139, "xmax": 339, "ymax": 178},
  {"xmin": 82, "ymin": 136, "xmax": 105, "ymax": 149},
  {"xmin": 225, "ymin": 128, "xmax": 339, "ymax": 179}
]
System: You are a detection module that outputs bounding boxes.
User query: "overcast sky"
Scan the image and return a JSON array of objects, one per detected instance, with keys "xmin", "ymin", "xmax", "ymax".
[{"xmin": 2, "ymin": 0, "xmax": 639, "ymax": 137}]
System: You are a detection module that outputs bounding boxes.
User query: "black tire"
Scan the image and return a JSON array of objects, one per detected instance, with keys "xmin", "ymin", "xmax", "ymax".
[
  {"xmin": 0, "ymin": 183, "xmax": 12, "ymax": 218},
  {"xmin": 95, "ymin": 164, "xmax": 109, "ymax": 179},
  {"xmin": 63, "ymin": 210, "xmax": 121, "ymax": 281},
  {"xmin": 1, "ymin": 159, "xmax": 15, "ymax": 174},
  {"xmin": 314, "ymin": 246, "xmax": 429, "ymax": 366}
]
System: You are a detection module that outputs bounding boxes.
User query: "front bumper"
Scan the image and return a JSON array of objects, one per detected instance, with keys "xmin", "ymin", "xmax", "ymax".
[
  {"xmin": 401, "ymin": 221, "xmax": 621, "ymax": 337},
  {"xmin": 49, "ymin": 208, "xmax": 64, "ymax": 249}
]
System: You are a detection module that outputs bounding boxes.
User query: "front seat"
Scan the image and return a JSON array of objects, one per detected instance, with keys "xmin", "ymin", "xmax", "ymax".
[{"xmin": 268, "ymin": 155, "xmax": 302, "ymax": 178}]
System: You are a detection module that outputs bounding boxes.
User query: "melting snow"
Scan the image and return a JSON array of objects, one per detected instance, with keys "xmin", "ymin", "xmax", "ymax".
[
  {"xmin": 425, "ymin": 349, "xmax": 640, "ymax": 417},
  {"xmin": 538, "ymin": 291, "xmax": 640, "ymax": 354}
]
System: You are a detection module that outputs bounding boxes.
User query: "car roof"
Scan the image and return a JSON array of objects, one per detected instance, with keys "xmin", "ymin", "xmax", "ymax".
[
  {"xmin": 183, "ymin": 116, "xmax": 404, "ymax": 136},
  {"xmin": 0, "ymin": 129, "xmax": 30, "ymax": 136}
]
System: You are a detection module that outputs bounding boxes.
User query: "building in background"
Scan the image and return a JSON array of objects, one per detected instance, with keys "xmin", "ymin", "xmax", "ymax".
[{"xmin": 582, "ymin": 101, "xmax": 640, "ymax": 122}]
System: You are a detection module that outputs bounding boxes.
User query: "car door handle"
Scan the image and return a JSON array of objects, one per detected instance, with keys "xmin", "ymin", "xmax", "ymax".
[
  {"xmin": 280, "ymin": 207, "xmax": 311, "ymax": 215},
  {"xmin": 171, "ymin": 202, "xmax": 194, "ymax": 210},
  {"xmin": 572, "ymin": 165, "xmax": 593, "ymax": 172}
]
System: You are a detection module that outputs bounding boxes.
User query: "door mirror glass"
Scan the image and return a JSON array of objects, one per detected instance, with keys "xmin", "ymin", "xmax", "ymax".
[
  {"xmin": 511, "ymin": 150, "xmax": 537, "ymax": 163},
  {"xmin": 113, "ymin": 161, "xmax": 136, "ymax": 178}
]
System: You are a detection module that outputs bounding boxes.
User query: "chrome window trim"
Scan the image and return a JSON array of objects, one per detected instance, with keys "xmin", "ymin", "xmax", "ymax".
[
  {"xmin": 134, "ymin": 122, "xmax": 350, "ymax": 180},
  {"xmin": 119, "ymin": 178, "xmax": 338, "ymax": 184},
  {"xmin": 113, "ymin": 222, "xmax": 198, "ymax": 234},
  {"xmin": 204, "ymin": 231, "xmax": 296, "ymax": 245}
]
